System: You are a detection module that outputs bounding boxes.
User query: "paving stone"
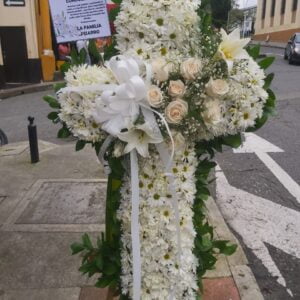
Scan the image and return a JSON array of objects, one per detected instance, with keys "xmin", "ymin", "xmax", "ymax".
[
  {"xmin": 203, "ymin": 277, "xmax": 240, "ymax": 300},
  {"xmin": 79, "ymin": 287, "xmax": 108, "ymax": 300},
  {"xmin": 0, "ymin": 143, "xmax": 28, "ymax": 157},
  {"xmin": 16, "ymin": 181, "xmax": 107, "ymax": 225},
  {"xmin": 3, "ymin": 288, "xmax": 80, "ymax": 300},
  {"xmin": 79, "ymin": 287, "xmax": 120, "ymax": 300},
  {"xmin": 0, "ymin": 197, "xmax": 5, "ymax": 205},
  {"xmin": 0, "ymin": 232, "xmax": 98, "ymax": 290},
  {"xmin": 204, "ymin": 255, "xmax": 231, "ymax": 278}
]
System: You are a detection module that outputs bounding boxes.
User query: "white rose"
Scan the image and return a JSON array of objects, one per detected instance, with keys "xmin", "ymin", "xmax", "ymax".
[
  {"xmin": 165, "ymin": 99, "xmax": 188, "ymax": 124},
  {"xmin": 147, "ymin": 85, "xmax": 164, "ymax": 108},
  {"xmin": 180, "ymin": 58, "xmax": 202, "ymax": 80},
  {"xmin": 151, "ymin": 58, "xmax": 172, "ymax": 82},
  {"xmin": 205, "ymin": 78, "xmax": 229, "ymax": 98},
  {"xmin": 202, "ymin": 99, "xmax": 222, "ymax": 125},
  {"xmin": 168, "ymin": 80, "xmax": 186, "ymax": 97}
]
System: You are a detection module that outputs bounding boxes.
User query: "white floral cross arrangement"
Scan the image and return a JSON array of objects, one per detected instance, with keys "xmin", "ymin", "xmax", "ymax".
[{"xmin": 44, "ymin": 1, "xmax": 276, "ymax": 299}]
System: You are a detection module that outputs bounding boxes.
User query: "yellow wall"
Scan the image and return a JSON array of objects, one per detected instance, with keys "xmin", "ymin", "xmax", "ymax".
[
  {"xmin": 0, "ymin": 1, "xmax": 39, "ymax": 59},
  {"xmin": 255, "ymin": 0, "xmax": 300, "ymax": 35}
]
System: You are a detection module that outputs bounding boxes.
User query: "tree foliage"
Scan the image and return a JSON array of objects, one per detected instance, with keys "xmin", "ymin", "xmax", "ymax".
[{"xmin": 210, "ymin": 0, "xmax": 232, "ymax": 28}]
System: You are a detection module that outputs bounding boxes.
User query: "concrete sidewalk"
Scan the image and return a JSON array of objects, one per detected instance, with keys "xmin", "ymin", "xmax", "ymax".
[
  {"xmin": 0, "ymin": 81, "xmax": 63, "ymax": 100},
  {"xmin": 0, "ymin": 141, "xmax": 263, "ymax": 300}
]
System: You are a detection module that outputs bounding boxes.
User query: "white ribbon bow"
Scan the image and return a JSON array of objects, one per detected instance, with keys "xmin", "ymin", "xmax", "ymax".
[{"xmin": 93, "ymin": 56, "xmax": 154, "ymax": 138}]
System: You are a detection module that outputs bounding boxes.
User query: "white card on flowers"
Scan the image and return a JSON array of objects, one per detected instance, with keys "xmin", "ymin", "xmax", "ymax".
[{"xmin": 49, "ymin": 0, "xmax": 111, "ymax": 43}]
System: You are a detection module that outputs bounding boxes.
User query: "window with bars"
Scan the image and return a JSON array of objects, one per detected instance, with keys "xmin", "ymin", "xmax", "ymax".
[
  {"xmin": 292, "ymin": 0, "xmax": 298, "ymax": 11},
  {"xmin": 262, "ymin": 0, "xmax": 267, "ymax": 19},
  {"xmin": 271, "ymin": 0, "xmax": 276, "ymax": 17},
  {"xmin": 281, "ymin": 0, "xmax": 286, "ymax": 14}
]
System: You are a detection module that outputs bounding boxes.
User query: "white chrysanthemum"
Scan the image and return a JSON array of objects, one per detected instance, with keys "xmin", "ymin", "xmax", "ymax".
[
  {"xmin": 118, "ymin": 146, "xmax": 198, "ymax": 299},
  {"xmin": 115, "ymin": 0, "xmax": 201, "ymax": 61},
  {"xmin": 57, "ymin": 65, "xmax": 117, "ymax": 142},
  {"xmin": 65, "ymin": 64, "xmax": 116, "ymax": 86}
]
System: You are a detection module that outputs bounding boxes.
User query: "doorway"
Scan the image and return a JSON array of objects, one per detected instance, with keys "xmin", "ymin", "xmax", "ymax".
[{"xmin": 0, "ymin": 26, "xmax": 28, "ymax": 83}]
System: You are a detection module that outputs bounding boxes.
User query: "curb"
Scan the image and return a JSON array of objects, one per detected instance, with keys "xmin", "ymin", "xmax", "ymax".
[
  {"xmin": 0, "ymin": 81, "xmax": 62, "ymax": 100},
  {"xmin": 250, "ymin": 40, "xmax": 286, "ymax": 49},
  {"xmin": 205, "ymin": 197, "xmax": 264, "ymax": 300}
]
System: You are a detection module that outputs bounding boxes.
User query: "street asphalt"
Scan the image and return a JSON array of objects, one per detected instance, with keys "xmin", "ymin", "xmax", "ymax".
[
  {"xmin": 0, "ymin": 45, "xmax": 299, "ymax": 299},
  {"xmin": 216, "ymin": 46, "xmax": 300, "ymax": 299}
]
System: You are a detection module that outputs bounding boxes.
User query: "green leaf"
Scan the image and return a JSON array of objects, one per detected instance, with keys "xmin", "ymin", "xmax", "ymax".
[
  {"xmin": 196, "ymin": 235, "xmax": 213, "ymax": 252},
  {"xmin": 57, "ymin": 126, "xmax": 71, "ymax": 138},
  {"xmin": 43, "ymin": 95, "xmax": 60, "ymax": 109},
  {"xmin": 258, "ymin": 56, "xmax": 275, "ymax": 69},
  {"xmin": 263, "ymin": 73, "xmax": 274, "ymax": 89},
  {"xmin": 70, "ymin": 242, "xmax": 85, "ymax": 255},
  {"xmin": 222, "ymin": 134, "xmax": 242, "ymax": 148},
  {"xmin": 70, "ymin": 48, "xmax": 80, "ymax": 65},
  {"xmin": 112, "ymin": 179, "xmax": 122, "ymax": 191},
  {"xmin": 247, "ymin": 114, "xmax": 269, "ymax": 132},
  {"xmin": 266, "ymin": 89, "xmax": 276, "ymax": 107},
  {"xmin": 47, "ymin": 111, "xmax": 58, "ymax": 121},
  {"xmin": 82, "ymin": 233, "xmax": 93, "ymax": 250},
  {"xmin": 97, "ymin": 237, "xmax": 102, "ymax": 248},
  {"xmin": 213, "ymin": 240, "xmax": 238, "ymax": 255},
  {"xmin": 109, "ymin": 6, "xmax": 120, "ymax": 22},
  {"xmin": 79, "ymin": 48, "xmax": 87, "ymax": 64},
  {"xmin": 76, "ymin": 140, "xmax": 86, "ymax": 151},
  {"xmin": 95, "ymin": 255, "xmax": 103, "ymax": 270},
  {"xmin": 201, "ymin": 236, "xmax": 213, "ymax": 251},
  {"xmin": 60, "ymin": 62, "xmax": 71, "ymax": 74},
  {"xmin": 88, "ymin": 39, "xmax": 103, "ymax": 65},
  {"xmin": 246, "ymin": 45, "xmax": 260, "ymax": 60},
  {"xmin": 222, "ymin": 244, "xmax": 237, "ymax": 256},
  {"xmin": 104, "ymin": 38, "xmax": 119, "ymax": 61},
  {"xmin": 54, "ymin": 82, "xmax": 66, "ymax": 93},
  {"xmin": 95, "ymin": 276, "xmax": 112, "ymax": 288},
  {"xmin": 103, "ymin": 263, "xmax": 118, "ymax": 276}
]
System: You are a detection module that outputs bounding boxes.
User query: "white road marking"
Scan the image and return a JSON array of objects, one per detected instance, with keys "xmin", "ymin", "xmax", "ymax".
[
  {"xmin": 216, "ymin": 165, "xmax": 300, "ymax": 296},
  {"xmin": 234, "ymin": 133, "xmax": 300, "ymax": 204}
]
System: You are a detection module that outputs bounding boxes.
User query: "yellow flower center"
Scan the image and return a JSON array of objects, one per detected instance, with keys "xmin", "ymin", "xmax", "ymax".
[
  {"xmin": 243, "ymin": 112, "xmax": 250, "ymax": 120},
  {"xmin": 221, "ymin": 47, "xmax": 233, "ymax": 59},
  {"xmin": 164, "ymin": 253, "xmax": 170, "ymax": 260}
]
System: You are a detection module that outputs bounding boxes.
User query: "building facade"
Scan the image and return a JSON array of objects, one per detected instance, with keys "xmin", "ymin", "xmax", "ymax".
[
  {"xmin": 0, "ymin": 0, "xmax": 56, "ymax": 88},
  {"xmin": 254, "ymin": 0, "xmax": 300, "ymax": 42}
]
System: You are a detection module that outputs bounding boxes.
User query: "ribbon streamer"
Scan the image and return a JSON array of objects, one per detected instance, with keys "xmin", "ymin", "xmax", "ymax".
[{"xmin": 130, "ymin": 150, "xmax": 142, "ymax": 300}]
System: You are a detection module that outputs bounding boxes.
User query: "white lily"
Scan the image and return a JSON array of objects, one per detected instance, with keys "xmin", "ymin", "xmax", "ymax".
[
  {"xmin": 218, "ymin": 28, "xmax": 250, "ymax": 72},
  {"xmin": 118, "ymin": 123, "xmax": 163, "ymax": 157}
]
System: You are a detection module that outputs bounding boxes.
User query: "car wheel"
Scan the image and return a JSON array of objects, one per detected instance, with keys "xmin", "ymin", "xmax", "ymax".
[{"xmin": 284, "ymin": 50, "xmax": 288, "ymax": 59}]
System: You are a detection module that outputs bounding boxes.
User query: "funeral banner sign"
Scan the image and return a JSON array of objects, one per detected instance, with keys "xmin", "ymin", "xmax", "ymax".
[{"xmin": 49, "ymin": 0, "xmax": 111, "ymax": 43}]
